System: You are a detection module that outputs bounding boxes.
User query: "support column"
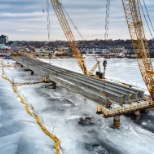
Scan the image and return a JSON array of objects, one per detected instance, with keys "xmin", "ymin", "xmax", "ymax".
[
  {"xmin": 43, "ymin": 77, "xmax": 50, "ymax": 83},
  {"xmin": 24, "ymin": 67, "xmax": 30, "ymax": 71},
  {"xmin": 31, "ymin": 70, "xmax": 34, "ymax": 75},
  {"xmin": 113, "ymin": 116, "xmax": 120, "ymax": 128},
  {"xmin": 134, "ymin": 111, "xmax": 140, "ymax": 119},
  {"xmin": 52, "ymin": 82, "xmax": 56, "ymax": 89}
]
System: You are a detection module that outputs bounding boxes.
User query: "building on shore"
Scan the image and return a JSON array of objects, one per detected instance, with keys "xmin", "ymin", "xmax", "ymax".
[
  {"xmin": 0, "ymin": 35, "xmax": 8, "ymax": 44},
  {"xmin": 124, "ymin": 47, "xmax": 154, "ymax": 58}
]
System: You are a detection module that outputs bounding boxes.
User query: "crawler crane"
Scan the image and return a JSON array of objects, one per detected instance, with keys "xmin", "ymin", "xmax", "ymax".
[
  {"xmin": 96, "ymin": 0, "xmax": 154, "ymax": 128},
  {"xmin": 50, "ymin": 0, "xmax": 100, "ymax": 76},
  {"xmin": 122, "ymin": 0, "xmax": 154, "ymax": 101},
  {"xmin": 11, "ymin": 0, "xmax": 101, "ymax": 77}
]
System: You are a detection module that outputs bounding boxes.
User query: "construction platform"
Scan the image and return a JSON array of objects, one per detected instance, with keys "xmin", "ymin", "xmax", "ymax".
[{"xmin": 12, "ymin": 56, "xmax": 154, "ymax": 127}]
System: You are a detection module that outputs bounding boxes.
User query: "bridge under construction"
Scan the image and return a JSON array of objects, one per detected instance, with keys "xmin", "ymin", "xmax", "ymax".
[
  {"xmin": 11, "ymin": 56, "xmax": 153, "ymax": 128},
  {"xmin": 7, "ymin": 0, "xmax": 154, "ymax": 128}
]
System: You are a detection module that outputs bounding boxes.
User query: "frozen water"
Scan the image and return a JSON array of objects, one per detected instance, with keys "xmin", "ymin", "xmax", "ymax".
[
  {"xmin": 0, "ymin": 60, "xmax": 55, "ymax": 154},
  {"xmin": 1, "ymin": 58, "xmax": 154, "ymax": 154}
]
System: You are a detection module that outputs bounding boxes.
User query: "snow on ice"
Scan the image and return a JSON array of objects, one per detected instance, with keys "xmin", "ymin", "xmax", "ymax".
[{"xmin": 1, "ymin": 58, "xmax": 154, "ymax": 154}]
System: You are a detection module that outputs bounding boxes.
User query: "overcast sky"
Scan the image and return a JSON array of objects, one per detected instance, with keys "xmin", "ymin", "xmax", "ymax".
[{"xmin": 0, "ymin": 0, "xmax": 154, "ymax": 41}]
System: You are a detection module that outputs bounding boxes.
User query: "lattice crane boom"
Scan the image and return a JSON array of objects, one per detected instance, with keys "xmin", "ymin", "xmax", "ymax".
[
  {"xmin": 50, "ymin": 0, "xmax": 88, "ymax": 75},
  {"xmin": 88, "ymin": 61, "xmax": 100, "ymax": 76},
  {"xmin": 122, "ymin": 0, "xmax": 154, "ymax": 99}
]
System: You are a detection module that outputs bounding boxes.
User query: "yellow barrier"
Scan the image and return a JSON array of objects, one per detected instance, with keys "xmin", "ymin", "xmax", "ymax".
[
  {"xmin": 10, "ymin": 53, "xmax": 22, "ymax": 57},
  {"xmin": 1, "ymin": 64, "xmax": 61, "ymax": 154},
  {"xmin": 3, "ymin": 64, "xmax": 13, "ymax": 68},
  {"xmin": 1, "ymin": 64, "xmax": 44, "ymax": 86}
]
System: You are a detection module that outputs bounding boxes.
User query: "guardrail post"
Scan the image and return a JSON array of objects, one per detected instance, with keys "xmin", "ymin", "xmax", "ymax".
[
  {"xmin": 52, "ymin": 82, "xmax": 57, "ymax": 89},
  {"xmin": 31, "ymin": 70, "xmax": 34, "ymax": 75}
]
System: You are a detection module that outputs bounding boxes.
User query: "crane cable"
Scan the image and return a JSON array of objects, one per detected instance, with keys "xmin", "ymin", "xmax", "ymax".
[
  {"xmin": 104, "ymin": 0, "xmax": 110, "ymax": 41},
  {"xmin": 42, "ymin": 0, "xmax": 44, "ymax": 13},
  {"xmin": 41, "ymin": 0, "xmax": 50, "ymax": 40},
  {"xmin": 104, "ymin": 0, "xmax": 110, "ymax": 59},
  {"xmin": 104, "ymin": 0, "xmax": 110, "ymax": 105},
  {"xmin": 58, "ymin": 0, "xmax": 84, "ymax": 40},
  {"xmin": 46, "ymin": 0, "xmax": 50, "ymax": 41},
  {"xmin": 139, "ymin": 1, "xmax": 154, "ymax": 41},
  {"xmin": 142, "ymin": 0, "xmax": 154, "ymax": 35}
]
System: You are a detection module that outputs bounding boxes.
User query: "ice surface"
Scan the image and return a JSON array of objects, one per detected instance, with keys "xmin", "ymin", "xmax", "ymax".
[
  {"xmin": 1, "ymin": 58, "xmax": 154, "ymax": 154},
  {"xmin": 0, "ymin": 60, "xmax": 55, "ymax": 154},
  {"xmin": 3, "ymin": 60, "xmax": 42, "ymax": 83}
]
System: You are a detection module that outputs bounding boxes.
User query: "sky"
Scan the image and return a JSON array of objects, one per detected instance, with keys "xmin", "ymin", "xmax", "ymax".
[{"xmin": 0, "ymin": 0, "xmax": 154, "ymax": 41}]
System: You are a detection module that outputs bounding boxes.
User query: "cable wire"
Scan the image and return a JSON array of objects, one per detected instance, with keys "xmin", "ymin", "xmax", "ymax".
[
  {"xmin": 58, "ymin": 0, "xmax": 84, "ymax": 40},
  {"xmin": 46, "ymin": 0, "xmax": 50, "ymax": 41},
  {"xmin": 42, "ymin": 0, "xmax": 44, "ymax": 13},
  {"xmin": 140, "ymin": 1, "xmax": 154, "ymax": 41},
  {"xmin": 104, "ymin": 0, "xmax": 110, "ymax": 101},
  {"xmin": 104, "ymin": 0, "xmax": 110, "ymax": 40},
  {"xmin": 142, "ymin": 0, "xmax": 154, "ymax": 34}
]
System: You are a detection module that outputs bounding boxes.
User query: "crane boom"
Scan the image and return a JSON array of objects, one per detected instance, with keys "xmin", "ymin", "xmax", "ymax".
[
  {"xmin": 88, "ymin": 61, "xmax": 100, "ymax": 76},
  {"xmin": 50, "ymin": 0, "xmax": 88, "ymax": 75},
  {"xmin": 122, "ymin": 0, "xmax": 154, "ymax": 99}
]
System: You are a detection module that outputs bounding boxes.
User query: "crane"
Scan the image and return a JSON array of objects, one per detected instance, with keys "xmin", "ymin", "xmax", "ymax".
[
  {"xmin": 122, "ymin": 0, "xmax": 154, "ymax": 101},
  {"xmin": 88, "ymin": 60, "xmax": 100, "ymax": 76},
  {"xmin": 49, "ymin": 0, "xmax": 100, "ymax": 76}
]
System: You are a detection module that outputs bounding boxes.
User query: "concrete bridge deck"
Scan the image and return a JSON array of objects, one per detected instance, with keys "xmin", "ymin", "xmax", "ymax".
[{"xmin": 12, "ymin": 56, "xmax": 153, "ymax": 127}]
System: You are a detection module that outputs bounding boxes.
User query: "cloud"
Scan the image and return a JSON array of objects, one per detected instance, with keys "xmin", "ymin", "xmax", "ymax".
[{"xmin": 0, "ymin": 0, "xmax": 154, "ymax": 41}]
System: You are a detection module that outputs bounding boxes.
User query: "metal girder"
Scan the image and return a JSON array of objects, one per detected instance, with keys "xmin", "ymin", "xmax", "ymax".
[{"xmin": 15, "ymin": 56, "xmax": 145, "ymax": 105}]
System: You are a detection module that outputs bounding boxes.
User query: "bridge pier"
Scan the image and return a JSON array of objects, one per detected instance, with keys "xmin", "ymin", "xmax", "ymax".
[
  {"xmin": 51, "ymin": 82, "xmax": 56, "ymax": 89},
  {"xmin": 113, "ymin": 116, "xmax": 120, "ymax": 128},
  {"xmin": 24, "ymin": 67, "xmax": 30, "ymax": 71},
  {"xmin": 43, "ymin": 77, "xmax": 50, "ymax": 83},
  {"xmin": 42, "ymin": 77, "xmax": 56, "ymax": 89},
  {"xmin": 31, "ymin": 70, "xmax": 34, "ymax": 75},
  {"xmin": 134, "ymin": 110, "xmax": 140, "ymax": 119}
]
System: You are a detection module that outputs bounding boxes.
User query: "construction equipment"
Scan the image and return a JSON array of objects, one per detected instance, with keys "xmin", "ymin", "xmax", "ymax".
[
  {"xmin": 50, "ymin": 0, "xmax": 100, "ymax": 76},
  {"xmin": 10, "ymin": 53, "xmax": 22, "ymax": 57},
  {"xmin": 89, "ymin": 58, "xmax": 105, "ymax": 79},
  {"xmin": 122, "ymin": 0, "xmax": 154, "ymax": 101},
  {"xmin": 88, "ymin": 60, "xmax": 100, "ymax": 76}
]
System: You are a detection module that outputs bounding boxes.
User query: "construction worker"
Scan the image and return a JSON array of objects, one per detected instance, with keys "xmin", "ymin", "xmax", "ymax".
[
  {"xmin": 106, "ymin": 100, "xmax": 112, "ymax": 109},
  {"xmin": 48, "ymin": 53, "xmax": 51, "ymax": 59}
]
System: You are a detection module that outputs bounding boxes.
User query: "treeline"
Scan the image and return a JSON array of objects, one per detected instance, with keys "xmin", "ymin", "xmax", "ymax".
[{"xmin": 11, "ymin": 39, "xmax": 154, "ymax": 49}]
